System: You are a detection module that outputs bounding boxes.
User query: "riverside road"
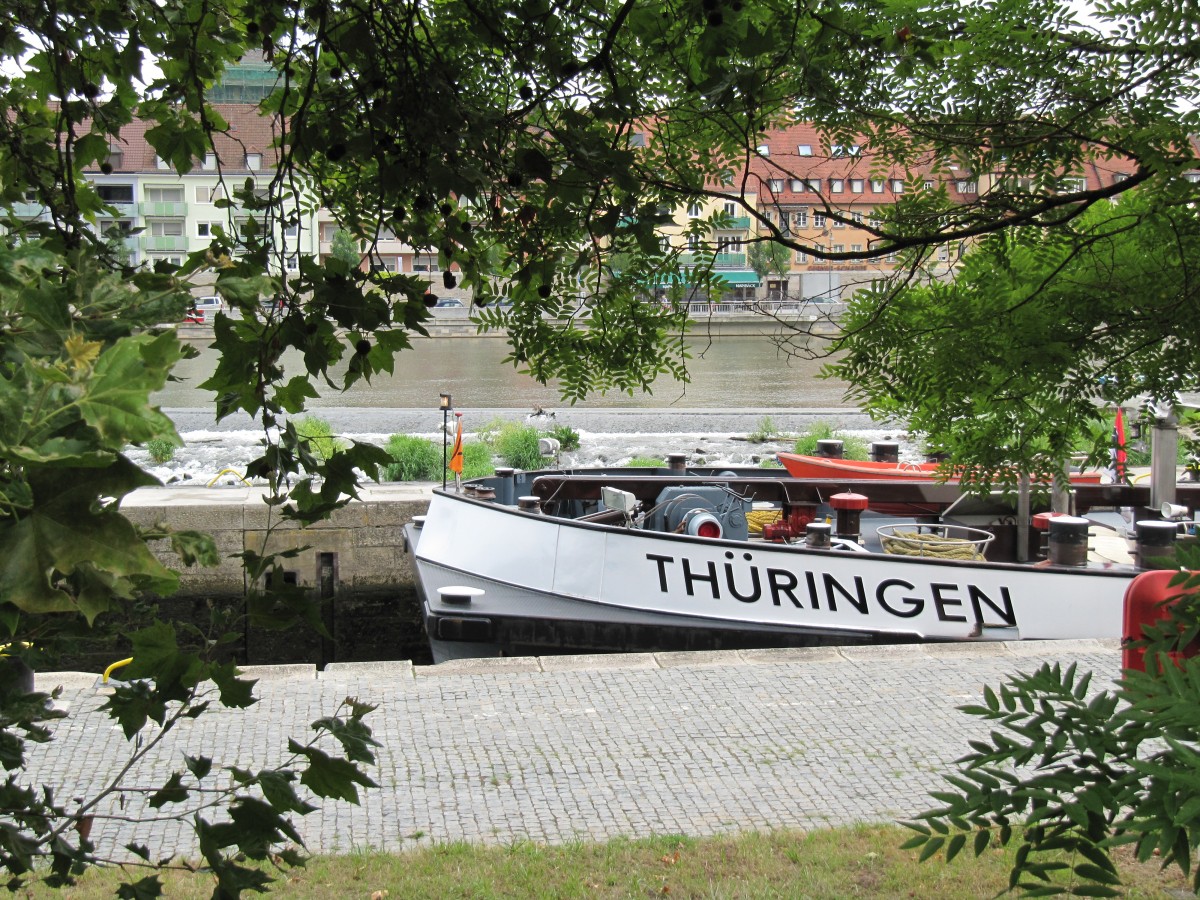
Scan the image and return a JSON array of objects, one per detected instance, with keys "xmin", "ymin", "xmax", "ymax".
[{"xmin": 30, "ymin": 640, "xmax": 1118, "ymax": 861}]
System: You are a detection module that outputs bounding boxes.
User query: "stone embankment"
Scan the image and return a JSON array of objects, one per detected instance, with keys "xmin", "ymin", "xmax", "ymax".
[{"xmin": 119, "ymin": 483, "xmax": 435, "ymax": 669}]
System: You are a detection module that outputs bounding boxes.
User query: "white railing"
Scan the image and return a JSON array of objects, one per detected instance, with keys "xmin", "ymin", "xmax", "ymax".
[{"xmin": 684, "ymin": 299, "xmax": 846, "ymax": 318}]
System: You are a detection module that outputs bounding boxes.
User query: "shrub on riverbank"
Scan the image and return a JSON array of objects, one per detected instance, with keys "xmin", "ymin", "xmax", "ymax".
[
  {"xmin": 793, "ymin": 422, "xmax": 869, "ymax": 460},
  {"xmin": 383, "ymin": 435, "xmax": 442, "ymax": 481},
  {"xmin": 382, "ymin": 435, "xmax": 496, "ymax": 482},
  {"xmin": 295, "ymin": 415, "xmax": 347, "ymax": 462},
  {"xmin": 483, "ymin": 420, "xmax": 544, "ymax": 470},
  {"xmin": 628, "ymin": 456, "xmax": 665, "ymax": 467},
  {"xmin": 145, "ymin": 436, "xmax": 180, "ymax": 464}
]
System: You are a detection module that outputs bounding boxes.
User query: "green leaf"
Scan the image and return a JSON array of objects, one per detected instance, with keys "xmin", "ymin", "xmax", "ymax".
[
  {"xmin": 184, "ymin": 755, "xmax": 212, "ymax": 781},
  {"xmin": 291, "ymin": 742, "xmax": 378, "ymax": 803},
  {"xmin": 115, "ymin": 876, "xmax": 164, "ymax": 899},
  {"xmin": 76, "ymin": 332, "xmax": 185, "ymax": 447},
  {"xmin": 148, "ymin": 772, "xmax": 189, "ymax": 808},
  {"xmin": 210, "ymin": 662, "xmax": 257, "ymax": 709}
]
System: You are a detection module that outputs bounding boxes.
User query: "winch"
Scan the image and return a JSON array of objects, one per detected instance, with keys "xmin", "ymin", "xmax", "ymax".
[{"xmin": 648, "ymin": 486, "xmax": 749, "ymax": 541}]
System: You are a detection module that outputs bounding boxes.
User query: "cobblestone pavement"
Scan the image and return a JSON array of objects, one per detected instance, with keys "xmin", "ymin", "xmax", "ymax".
[{"xmin": 29, "ymin": 640, "xmax": 1120, "ymax": 861}]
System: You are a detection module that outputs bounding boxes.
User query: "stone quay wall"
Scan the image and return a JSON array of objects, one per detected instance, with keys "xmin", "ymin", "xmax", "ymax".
[{"xmin": 112, "ymin": 484, "xmax": 435, "ymax": 671}]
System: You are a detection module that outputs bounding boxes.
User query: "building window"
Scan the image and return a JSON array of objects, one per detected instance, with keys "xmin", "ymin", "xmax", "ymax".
[
  {"xmin": 850, "ymin": 179, "xmax": 864, "ymax": 193},
  {"xmin": 795, "ymin": 250, "xmax": 808, "ymax": 263},
  {"xmin": 320, "ymin": 223, "xmax": 339, "ymax": 242},
  {"xmin": 831, "ymin": 244, "xmax": 844, "ymax": 254},
  {"xmin": 1062, "ymin": 177, "xmax": 1088, "ymax": 192},
  {"xmin": 794, "ymin": 208, "xmax": 809, "ymax": 229},
  {"xmin": 937, "ymin": 245, "xmax": 949, "ymax": 262},
  {"xmin": 723, "ymin": 200, "xmax": 737, "ymax": 216},
  {"xmin": 1183, "ymin": 172, "xmax": 1200, "ymax": 184},
  {"xmin": 97, "ymin": 184, "xmax": 134, "ymax": 203},
  {"xmin": 246, "ymin": 152, "xmax": 262, "ymax": 170},
  {"xmin": 156, "ymin": 156, "xmax": 171, "ymax": 170},
  {"xmin": 797, "ymin": 144, "xmax": 812, "ymax": 156},
  {"xmin": 813, "ymin": 212, "xmax": 827, "ymax": 228},
  {"xmin": 145, "ymin": 186, "xmax": 184, "ymax": 203},
  {"xmin": 197, "ymin": 221, "xmax": 222, "ymax": 238},
  {"xmin": 628, "ymin": 133, "xmax": 646, "ymax": 148},
  {"xmin": 98, "ymin": 219, "xmax": 134, "ymax": 236},
  {"xmin": 202, "ymin": 153, "xmax": 217, "ymax": 170},
  {"xmin": 871, "ymin": 179, "xmax": 885, "ymax": 193},
  {"xmin": 284, "ymin": 254, "xmax": 300, "ymax": 272},
  {"xmin": 716, "ymin": 236, "xmax": 741, "ymax": 253},
  {"xmin": 687, "ymin": 202, "xmax": 703, "ymax": 217},
  {"xmin": 284, "ymin": 223, "xmax": 299, "ymax": 238},
  {"xmin": 832, "ymin": 217, "xmax": 845, "ymax": 228},
  {"xmin": 195, "ymin": 185, "xmax": 216, "ymax": 203},
  {"xmin": 805, "ymin": 178, "xmax": 821, "ymax": 193},
  {"xmin": 767, "ymin": 180, "xmax": 784, "ymax": 194},
  {"xmin": 830, "ymin": 179, "xmax": 844, "ymax": 193},
  {"xmin": 149, "ymin": 220, "xmax": 184, "ymax": 237},
  {"xmin": 756, "ymin": 144, "xmax": 770, "ymax": 156},
  {"xmin": 146, "ymin": 253, "xmax": 184, "ymax": 268},
  {"xmin": 106, "ymin": 146, "xmax": 124, "ymax": 169},
  {"xmin": 851, "ymin": 243, "xmax": 863, "ymax": 253},
  {"xmin": 412, "ymin": 254, "xmax": 440, "ymax": 272},
  {"xmin": 371, "ymin": 256, "xmax": 401, "ymax": 273},
  {"xmin": 891, "ymin": 179, "xmax": 905, "ymax": 193},
  {"xmin": 789, "ymin": 179, "xmax": 804, "ymax": 192},
  {"xmin": 851, "ymin": 211, "xmax": 864, "ymax": 224},
  {"xmin": 831, "ymin": 144, "xmax": 859, "ymax": 157},
  {"xmin": 956, "ymin": 180, "xmax": 978, "ymax": 194}
]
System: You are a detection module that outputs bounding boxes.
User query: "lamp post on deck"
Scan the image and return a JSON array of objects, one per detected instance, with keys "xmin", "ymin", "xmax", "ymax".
[{"xmin": 439, "ymin": 392, "xmax": 452, "ymax": 489}]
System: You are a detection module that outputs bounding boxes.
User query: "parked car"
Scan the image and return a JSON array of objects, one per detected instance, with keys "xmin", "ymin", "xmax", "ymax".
[
  {"xmin": 190, "ymin": 296, "xmax": 224, "ymax": 323},
  {"xmin": 435, "ymin": 298, "xmax": 465, "ymax": 308}
]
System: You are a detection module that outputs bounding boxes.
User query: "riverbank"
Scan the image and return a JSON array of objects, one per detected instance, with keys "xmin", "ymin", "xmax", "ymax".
[{"xmin": 136, "ymin": 407, "xmax": 913, "ymax": 487}]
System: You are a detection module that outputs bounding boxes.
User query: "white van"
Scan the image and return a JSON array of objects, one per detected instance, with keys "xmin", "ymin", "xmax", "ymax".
[{"xmin": 192, "ymin": 296, "xmax": 223, "ymax": 323}]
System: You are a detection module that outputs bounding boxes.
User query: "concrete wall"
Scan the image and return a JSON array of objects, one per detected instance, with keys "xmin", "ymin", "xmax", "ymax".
[{"xmin": 119, "ymin": 484, "xmax": 434, "ymax": 668}]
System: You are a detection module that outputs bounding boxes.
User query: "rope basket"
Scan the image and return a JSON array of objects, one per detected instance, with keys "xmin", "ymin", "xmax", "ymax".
[{"xmin": 877, "ymin": 524, "xmax": 995, "ymax": 561}]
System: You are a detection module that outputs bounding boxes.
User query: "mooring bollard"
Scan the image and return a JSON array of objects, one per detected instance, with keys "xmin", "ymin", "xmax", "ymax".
[
  {"xmin": 1047, "ymin": 516, "xmax": 1090, "ymax": 567},
  {"xmin": 1135, "ymin": 519, "xmax": 1179, "ymax": 569},
  {"xmin": 815, "ymin": 439, "xmax": 844, "ymax": 459},
  {"xmin": 870, "ymin": 441, "xmax": 899, "ymax": 463}
]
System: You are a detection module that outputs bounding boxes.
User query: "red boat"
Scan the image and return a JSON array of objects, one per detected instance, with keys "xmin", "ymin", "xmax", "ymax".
[{"xmin": 776, "ymin": 452, "xmax": 1105, "ymax": 484}]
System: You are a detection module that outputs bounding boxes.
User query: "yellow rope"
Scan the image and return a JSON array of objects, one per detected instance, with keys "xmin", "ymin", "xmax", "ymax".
[
  {"xmin": 881, "ymin": 531, "xmax": 986, "ymax": 561},
  {"xmin": 747, "ymin": 509, "xmax": 782, "ymax": 534}
]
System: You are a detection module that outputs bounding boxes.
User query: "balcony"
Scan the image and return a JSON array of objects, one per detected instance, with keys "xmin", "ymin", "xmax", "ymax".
[
  {"xmin": 720, "ymin": 216, "xmax": 752, "ymax": 229},
  {"xmin": 142, "ymin": 201, "xmax": 188, "ymax": 218},
  {"xmin": 11, "ymin": 202, "xmax": 47, "ymax": 218},
  {"xmin": 142, "ymin": 235, "xmax": 188, "ymax": 252},
  {"xmin": 679, "ymin": 252, "xmax": 747, "ymax": 268}
]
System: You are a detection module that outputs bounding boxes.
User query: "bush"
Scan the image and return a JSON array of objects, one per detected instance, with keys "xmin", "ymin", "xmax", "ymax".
[
  {"xmin": 628, "ymin": 456, "xmax": 665, "ymax": 467},
  {"xmin": 748, "ymin": 415, "xmax": 780, "ymax": 443},
  {"xmin": 460, "ymin": 442, "xmax": 496, "ymax": 480},
  {"xmin": 544, "ymin": 423, "xmax": 580, "ymax": 451},
  {"xmin": 489, "ymin": 421, "xmax": 544, "ymax": 470},
  {"xmin": 793, "ymin": 422, "xmax": 869, "ymax": 460},
  {"xmin": 294, "ymin": 415, "xmax": 347, "ymax": 461},
  {"xmin": 145, "ymin": 436, "xmax": 179, "ymax": 464},
  {"xmin": 383, "ymin": 435, "xmax": 441, "ymax": 481}
]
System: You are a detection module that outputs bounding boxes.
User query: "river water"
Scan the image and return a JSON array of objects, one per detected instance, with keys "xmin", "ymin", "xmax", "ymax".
[
  {"xmin": 158, "ymin": 334, "xmax": 854, "ymax": 413},
  {"xmin": 145, "ymin": 334, "xmax": 909, "ymax": 484}
]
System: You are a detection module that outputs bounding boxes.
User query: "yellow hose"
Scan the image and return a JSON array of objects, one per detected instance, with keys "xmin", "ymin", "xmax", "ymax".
[{"xmin": 103, "ymin": 658, "xmax": 133, "ymax": 683}]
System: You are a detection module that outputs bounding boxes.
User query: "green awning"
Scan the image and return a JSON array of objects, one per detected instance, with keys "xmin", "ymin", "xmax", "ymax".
[{"xmin": 713, "ymin": 270, "xmax": 760, "ymax": 285}]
